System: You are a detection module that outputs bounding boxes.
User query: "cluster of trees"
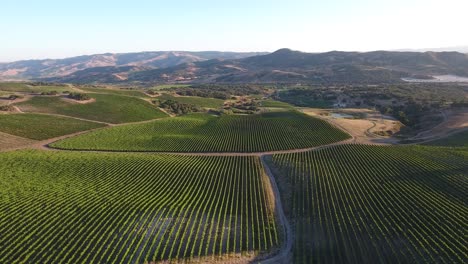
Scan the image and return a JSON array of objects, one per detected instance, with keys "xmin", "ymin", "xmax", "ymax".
[
  {"xmin": 28, "ymin": 82, "xmax": 67, "ymax": 87},
  {"xmin": 0, "ymin": 105, "xmax": 14, "ymax": 111},
  {"xmin": 153, "ymin": 99, "xmax": 201, "ymax": 115},
  {"xmin": 274, "ymin": 87, "xmax": 336, "ymax": 107},
  {"xmin": 168, "ymin": 84, "xmax": 266, "ymax": 99},
  {"xmin": 68, "ymin": 93, "xmax": 91, "ymax": 101},
  {"xmin": 8, "ymin": 95, "xmax": 22, "ymax": 100},
  {"xmin": 41, "ymin": 91, "xmax": 59, "ymax": 95},
  {"xmin": 380, "ymin": 101, "xmax": 430, "ymax": 126}
]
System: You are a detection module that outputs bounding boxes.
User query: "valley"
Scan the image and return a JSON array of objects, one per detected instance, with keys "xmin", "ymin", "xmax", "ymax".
[{"xmin": 0, "ymin": 56, "xmax": 466, "ymax": 264}]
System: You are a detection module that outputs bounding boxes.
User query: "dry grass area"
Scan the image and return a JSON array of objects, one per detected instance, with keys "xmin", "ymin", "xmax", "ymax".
[
  {"xmin": 0, "ymin": 131, "xmax": 36, "ymax": 151},
  {"xmin": 61, "ymin": 97, "xmax": 96, "ymax": 104},
  {"xmin": 302, "ymin": 108, "xmax": 401, "ymax": 145},
  {"xmin": 412, "ymin": 108, "xmax": 468, "ymax": 140},
  {"xmin": 152, "ymin": 251, "xmax": 262, "ymax": 264}
]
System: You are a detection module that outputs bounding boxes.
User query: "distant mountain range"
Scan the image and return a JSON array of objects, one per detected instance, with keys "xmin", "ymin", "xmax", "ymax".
[
  {"xmin": 0, "ymin": 51, "xmax": 267, "ymax": 81},
  {"xmin": 1, "ymin": 49, "xmax": 468, "ymax": 84},
  {"xmin": 396, "ymin": 46, "xmax": 468, "ymax": 53}
]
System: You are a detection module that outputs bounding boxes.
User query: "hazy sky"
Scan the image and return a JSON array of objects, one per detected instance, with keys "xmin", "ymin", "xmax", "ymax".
[{"xmin": 1, "ymin": 0, "xmax": 467, "ymax": 62}]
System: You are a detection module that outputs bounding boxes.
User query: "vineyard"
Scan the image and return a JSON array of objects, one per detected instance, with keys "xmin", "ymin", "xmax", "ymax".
[
  {"xmin": 16, "ymin": 93, "xmax": 167, "ymax": 124},
  {"xmin": 0, "ymin": 113, "xmax": 105, "ymax": 140},
  {"xmin": 0, "ymin": 150, "xmax": 279, "ymax": 263},
  {"xmin": 51, "ymin": 111, "xmax": 351, "ymax": 152},
  {"xmin": 269, "ymin": 144, "xmax": 467, "ymax": 263}
]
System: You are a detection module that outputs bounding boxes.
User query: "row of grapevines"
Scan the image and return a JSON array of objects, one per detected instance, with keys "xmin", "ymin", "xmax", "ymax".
[
  {"xmin": 0, "ymin": 150, "xmax": 279, "ymax": 263},
  {"xmin": 269, "ymin": 144, "xmax": 467, "ymax": 263},
  {"xmin": 51, "ymin": 111, "xmax": 351, "ymax": 152}
]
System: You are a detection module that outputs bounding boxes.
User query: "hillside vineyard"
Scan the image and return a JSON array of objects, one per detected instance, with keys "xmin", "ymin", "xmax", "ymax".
[
  {"xmin": 51, "ymin": 111, "xmax": 351, "ymax": 152},
  {"xmin": 269, "ymin": 145, "xmax": 467, "ymax": 263},
  {"xmin": 0, "ymin": 151, "xmax": 279, "ymax": 263}
]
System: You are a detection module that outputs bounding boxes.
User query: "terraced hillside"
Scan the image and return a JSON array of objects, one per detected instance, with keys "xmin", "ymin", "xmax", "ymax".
[
  {"xmin": 51, "ymin": 111, "xmax": 351, "ymax": 152},
  {"xmin": 0, "ymin": 151, "xmax": 279, "ymax": 263},
  {"xmin": 268, "ymin": 145, "xmax": 467, "ymax": 263},
  {"xmin": 0, "ymin": 113, "xmax": 105, "ymax": 140},
  {"xmin": 16, "ymin": 93, "xmax": 167, "ymax": 124}
]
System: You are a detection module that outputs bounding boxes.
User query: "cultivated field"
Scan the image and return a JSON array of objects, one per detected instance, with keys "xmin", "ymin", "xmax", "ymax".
[
  {"xmin": 0, "ymin": 113, "xmax": 105, "ymax": 140},
  {"xmin": 51, "ymin": 111, "xmax": 351, "ymax": 152},
  {"xmin": 268, "ymin": 144, "xmax": 467, "ymax": 263},
  {"xmin": 16, "ymin": 93, "xmax": 167, "ymax": 124},
  {"xmin": 0, "ymin": 151, "xmax": 279, "ymax": 263},
  {"xmin": 0, "ymin": 80, "xmax": 466, "ymax": 264}
]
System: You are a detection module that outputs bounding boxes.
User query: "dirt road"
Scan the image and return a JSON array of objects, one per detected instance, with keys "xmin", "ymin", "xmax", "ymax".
[{"xmin": 258, "ymin": 156, "xmax": 293, "ymax": 264}]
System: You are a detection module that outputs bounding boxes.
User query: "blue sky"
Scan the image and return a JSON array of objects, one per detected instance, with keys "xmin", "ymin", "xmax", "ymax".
[{"xmin": 1, "ymin": 0, "xmax": 467, "ymax": 61}]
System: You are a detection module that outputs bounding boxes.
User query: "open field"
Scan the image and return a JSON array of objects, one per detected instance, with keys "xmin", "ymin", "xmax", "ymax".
[
  {"xmin": 302, "ymin": 108, "xmax": 402, "ymax": 144},
  {"xmin": 16, "ymin": 94, "xmax": 167, "ymax": 124},
  {"xmin": 0, "ymin": 113, "xmax": 105, "ymax": 140},
  {"xmin": 157, "ymin": 94, "xmax": 225, "ymax": 108},
  {"xmin": 0, "ymin": 151, "xmax": 279, "ymax": 263},
  {"xmin": 268, "ymin": 144, "xmax": 467, "ymax": 263},
  {"xmin": 51, "ymin": 111, "xmax": 351, "ymax": 152}
]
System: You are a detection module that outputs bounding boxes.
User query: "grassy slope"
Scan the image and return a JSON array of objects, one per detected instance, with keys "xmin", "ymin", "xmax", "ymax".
[
  {"xmin": 424, "ymin": 130, "xmax": 468, "ymax": 147},
  {"xmin": 157, "ymin": 94, "xmax": 225, "ymax": 108},
  {"xmin": 16, "ymin": 94, "xmax": 167, "ymax": 124},
  {"xmin": 269, "ymin": 144, "xmax": 467, "ymax": 263},
  {"xmin": 52, "ymin": 111, "xmax": 350, "ymax": 152},
  {"xmin": 260, "ymin": 100, "xmax": 295, "ymax": 108},
  {"xmin": 0, "ymin": 113, "xmax": 105, "ymax": 140},
  {"xmin": 149, "ymin": 84, "xmax": 191, "ymax": 90},
  {"xmin": 78, "ymin": 87, "xmax": 148, "ymax": 97},
  {"xmin": 0, "ymin": 150, "xmax": 278, "ymax": 263},
  {"xmin": 0, "ymin": 83, "xmax": 72, "ymax": 93}
]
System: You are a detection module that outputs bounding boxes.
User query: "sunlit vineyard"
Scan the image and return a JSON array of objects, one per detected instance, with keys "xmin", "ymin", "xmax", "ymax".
[
  {"xmin": 17, "ymin": 94, "xmax": 167, "ymax": 124},
  {"xmin": 0, "ymin": 151, "xmax": 279, "ymax": 263},
  {"xmin": 269, "ymin": 145, "xmax": 467, "ymax": 263},
  {"xmin": 51, "ymin": 111, "xmax": 350, "ymax": 152},
  {"xmin": 0, "ymin": 113, "xmax": 105, "ymax": 140}
]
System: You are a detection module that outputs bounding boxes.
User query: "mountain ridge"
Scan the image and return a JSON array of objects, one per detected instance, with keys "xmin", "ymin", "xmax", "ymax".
[
  {"xmin": 0, "ymin": 51, "xmax": 268, "ymax": 80},
  {"xmin": 2, "ymin": 49, "xmax": 468, "ymax": 84}
]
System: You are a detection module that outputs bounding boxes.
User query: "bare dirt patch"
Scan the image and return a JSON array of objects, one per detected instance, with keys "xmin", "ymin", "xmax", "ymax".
[
  {"xmin": 302, "ymin": 108, "xmax": 401, "ymax": 145},
  {"xmin": 60, "ymin": 97, "xmax": 96, "ymax": 104},
  {"xmin": 0, "ymin": 132, "xmax": 37, "ymax": 151}
]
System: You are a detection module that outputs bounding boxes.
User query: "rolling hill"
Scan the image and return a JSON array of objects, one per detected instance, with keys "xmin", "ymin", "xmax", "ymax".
[
  {"xmin": 3, "ymin": 49, "xmax": 468, "ymax": 84},
  {"xmin": 124, "ymin": 49, "xmax": 468, "ymax": 84},
  {"xmin": 0, "ymin": 51, "xmax": 267, "ymax": 80}
]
